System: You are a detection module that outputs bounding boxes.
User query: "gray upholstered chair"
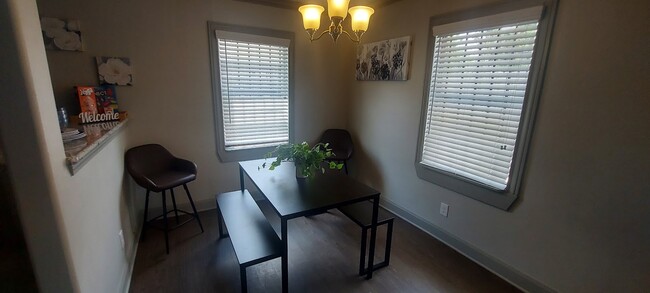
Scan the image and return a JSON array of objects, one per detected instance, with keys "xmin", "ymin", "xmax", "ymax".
[
  {"xmin": 319, "ymin": 129, "xmax": 354, "ymax": 174},
  {"xmin": 125, "ymin": 144, "xmax": 203, "ymax": 254}
]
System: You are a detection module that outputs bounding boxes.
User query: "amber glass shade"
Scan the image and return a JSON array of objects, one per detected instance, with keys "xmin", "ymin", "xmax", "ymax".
[
  {"xmin": 348, "ymin": 6, "xmax": 374, "ymax": 32},
  {"xmin": 298, "ymin": 5, "xmax": 325, "ymax": 30}
]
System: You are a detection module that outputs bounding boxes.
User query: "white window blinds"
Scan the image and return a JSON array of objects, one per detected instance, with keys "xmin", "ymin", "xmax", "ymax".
[
  {"xmin": 421, "ymin": 7, "xmax": 542, "ymax": 190},
  {"xmin": 215, "ymin": 30, "xmax": 290, "ymax": 151}
]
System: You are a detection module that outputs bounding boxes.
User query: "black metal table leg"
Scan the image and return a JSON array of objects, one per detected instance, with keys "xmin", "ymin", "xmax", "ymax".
[
  {"xmin": 366, "ymin": 195, "xmax": 379, "ymax": 279},
  {"xmin": 359, "ymin": 227, "xmax": 368, "ymax": 276},
  {"xmin": 239, "ymin": 165, "xmax": 245, "ymax": 191},
  {"xmin": 281, "ymin": 218, "xmax": 288, "ymax": 293},
  {"xmin": 240, "ymin": 266, "xmax": 248, "ymax": 293},
  {"xmin": 216, "ymin": 201, "xmax": 226, "ymax": 238}
]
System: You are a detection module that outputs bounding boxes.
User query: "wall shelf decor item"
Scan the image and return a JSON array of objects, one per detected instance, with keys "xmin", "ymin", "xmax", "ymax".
[
  {"xmin": 96, "ymin": 57, "xmax": 134, "ymax": 86},
  {"xmin": 40, "ymin": 17, "xmax": 83, "ymax": 51},
  {"xmin": 356, "ymin": 36, "xmax": 411, "ymax": 81}
]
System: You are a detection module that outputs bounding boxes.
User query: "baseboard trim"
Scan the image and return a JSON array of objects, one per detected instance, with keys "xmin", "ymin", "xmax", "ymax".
[
  {"xmin": 379, "ymin": 199, "xmax": 555, "ymax": 293},
  {"xmin": 121, "ymin": 223, "xmax": 142, "ymax": 293}
]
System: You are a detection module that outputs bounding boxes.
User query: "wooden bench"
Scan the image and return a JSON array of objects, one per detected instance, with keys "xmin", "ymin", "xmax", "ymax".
[
  {"xmin": 338, "ymin": 200, "xmax": 394, "ymax": 275},
  {"xmin": 216, "ymin": 190, "xmax": 281, "ymax": 293}
]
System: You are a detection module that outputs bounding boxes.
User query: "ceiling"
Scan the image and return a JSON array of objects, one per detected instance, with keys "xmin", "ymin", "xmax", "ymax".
[{"xmin": 234, "ymin": 0, "xmax": 401, "ymax": 10}]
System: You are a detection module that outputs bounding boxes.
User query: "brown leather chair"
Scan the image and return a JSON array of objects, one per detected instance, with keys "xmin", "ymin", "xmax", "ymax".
[
  {"xmin": 319, "ymin": 129, "xmax": 354, "ymax": 174},
  {"xmin": 125, "ymin": 144, "xmax": 203, "ymax": 254}
]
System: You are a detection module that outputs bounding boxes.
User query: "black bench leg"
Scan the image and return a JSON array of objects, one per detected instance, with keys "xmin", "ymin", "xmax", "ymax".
[
  {"xmin": 216, "ymin": 201, "xmax": 227, "ymax": 238},
  {"xmin": 162, "ymin": 190, "xmax": 170, "ymax": 254},
  {"xmin": 183, "ymin": 184, "xmax": 204, "ymax": 233},
  {"xmin": 385, "ymin": 220, "xmax": 394, "ymax": 266},
  {"xmin": 142, "ymin": 190, "xmax": 150, "ymax": 240},
  {"xmin": 359, "ymin": 227, "xmax": 368, "ymax": 276},
  {"xmin": 170, "ymin": 188, "xmax": 179, "ymax": 224},
  {"xmin": 240, "ymin": 266, "xmax": 248, "ymax": 293},
  {"xmin": 358, "ymin": 220, "xmax": 394, "ymax": 275}
]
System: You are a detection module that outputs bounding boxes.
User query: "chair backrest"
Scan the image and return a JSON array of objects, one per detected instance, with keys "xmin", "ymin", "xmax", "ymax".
[
  {"xmin": 319, "ymin": 129, "xmax": 354, "ymax": 160},
  {"xmin": 125, "ymin": 144, "xmax": 175, "ymax": 187}
]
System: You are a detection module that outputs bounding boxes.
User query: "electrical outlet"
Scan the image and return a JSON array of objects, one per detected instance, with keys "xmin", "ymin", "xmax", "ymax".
[
  {"xmin": 440, "ymin": 203, "xmax": 449, "ymax": 217},
  {"xmin": 118, "ymin": 230, "xmax": 125, "ymax": 250}
]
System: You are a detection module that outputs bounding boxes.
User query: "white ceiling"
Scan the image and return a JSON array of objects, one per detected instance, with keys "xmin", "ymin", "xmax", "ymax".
[{"xmin": 234, "ymin": 0, "xmax": 401, "ymax": 10}]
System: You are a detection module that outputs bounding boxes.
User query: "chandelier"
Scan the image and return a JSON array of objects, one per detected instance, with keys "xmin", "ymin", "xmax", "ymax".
[{"xmin": 298, "ymin": 0, "xmax": 374, "ymax": 43}]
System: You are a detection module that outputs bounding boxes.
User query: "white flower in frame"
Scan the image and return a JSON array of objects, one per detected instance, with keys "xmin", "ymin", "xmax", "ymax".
[
  {"xmin": 40, "ymin": 17, "xmax": 65, "ymax": 38},
  {"xmin": 66, "ymin": 20, "xmax": 81, "ymax": 31},
  {"xmin": 97, "ymin": 57, "xmax": 133, "ymax": 86},
  {"xmin": 53, "ymin": 31, "xmax": 82, "ymax": 51}
]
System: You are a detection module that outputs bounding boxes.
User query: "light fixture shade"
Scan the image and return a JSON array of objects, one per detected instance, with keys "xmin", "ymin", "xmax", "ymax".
[
  {"xmin": 327, "ymin": 0, "xmax": 350, "ymax": 19},
  {"xmin": 349, "ymin": 6, "xmax": 374, "ymax": 32},
  {"xmin": 298, "ymin": 5, "xmax": 325, "ymax": 30}
]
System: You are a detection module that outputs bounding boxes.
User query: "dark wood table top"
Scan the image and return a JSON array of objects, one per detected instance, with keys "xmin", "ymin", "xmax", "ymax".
[{"xmin": 239, "ymin": 159, "xmax": 380, "ymax": 219}]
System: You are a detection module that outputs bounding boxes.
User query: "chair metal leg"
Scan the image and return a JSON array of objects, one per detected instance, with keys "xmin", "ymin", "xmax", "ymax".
[
  {"xmin": 359, "ymin": 227, "xmax": 368, "ymax": 276},
  {"xmin": 240, "ymin": 266, "xmax": 248, "ymax": 293},
  {"xmin": 170, "ymin": 188, "xmax": 179, "ymax": 224},
  {"xmin": 183, "ymin": 184, "xmax": 204, "ymax": 233},
  {"xmin": 141, "ymin": 190, "xmax": 150, "ymax": 240},
  {"xmin": 162, "ymin": 190, "xmax": 170, "ymax": 254}
]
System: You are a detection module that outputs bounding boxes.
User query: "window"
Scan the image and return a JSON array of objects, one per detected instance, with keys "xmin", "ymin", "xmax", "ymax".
[
  {"xmin": 208, "ymin": 23, "xmax": 294, "ymax": 162},
  {"xmin": 415, "ymin": 0, "xmax": 557, "ymax": 210}
]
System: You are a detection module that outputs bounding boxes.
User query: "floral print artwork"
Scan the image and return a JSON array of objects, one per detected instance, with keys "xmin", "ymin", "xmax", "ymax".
[
  {"xmin": 356, "ymin": 36, "xmax": 411, "ymax": 81},
  {"xmin": 96, "ymin": 57, "xmax": 134, "ymax": 86},
  {"xmin": 40, "ymin": 17, "xmax": 83, "ymax": 51}
]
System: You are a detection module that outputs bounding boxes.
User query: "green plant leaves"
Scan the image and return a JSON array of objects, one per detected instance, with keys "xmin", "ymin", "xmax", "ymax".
[{"xmin": 259, "ymin": 142, "xmax": 343, "ymax": 178}]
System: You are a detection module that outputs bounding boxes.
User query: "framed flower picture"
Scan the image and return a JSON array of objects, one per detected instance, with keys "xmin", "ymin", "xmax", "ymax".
[
  {"xmin": 356, "ymin": 36, "xmax": 412, "ymax": 81},
  {"xmin": 40, "ymin": 17, "xmax": 83, "ymax": 51},
  {"xmin": 96, "ymin": 57, "xmax": 134, "ymax": 86}
]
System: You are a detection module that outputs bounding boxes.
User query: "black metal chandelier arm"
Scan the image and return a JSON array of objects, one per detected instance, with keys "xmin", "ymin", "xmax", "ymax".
[
  {"xmin": 341, "ymin": 30, "xmax": 360, "ymax": 43},
  {"xmin": 309, "ymin": 29, "xmax": 332, "ymax": 42}
]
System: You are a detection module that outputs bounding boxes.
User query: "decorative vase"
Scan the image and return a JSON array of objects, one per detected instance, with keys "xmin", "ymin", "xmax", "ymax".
[{"xmin": 295, "ymin": 162, "xmax": 307, "ymax": 179}]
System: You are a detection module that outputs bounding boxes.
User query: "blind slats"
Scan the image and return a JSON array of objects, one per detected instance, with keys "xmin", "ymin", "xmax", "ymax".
[
  {"xmin": 218, "ymin": 36, "xmax": 290, "ymax": 151},
  {"xmin": 420, "ymin": 19, "xmax": 539, "ymax": 190}
]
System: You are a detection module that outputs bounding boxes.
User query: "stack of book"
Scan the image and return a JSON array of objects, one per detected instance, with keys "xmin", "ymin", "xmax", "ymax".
[{"xmin": 61, "ymin": 128, "xmax": 86, "ymax": 143}]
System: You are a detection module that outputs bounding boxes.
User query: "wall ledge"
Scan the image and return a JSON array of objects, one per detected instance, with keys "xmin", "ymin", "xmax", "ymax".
[{"xmin": 65, "ymin": 119, "xmax": 128, "ymax": 175}]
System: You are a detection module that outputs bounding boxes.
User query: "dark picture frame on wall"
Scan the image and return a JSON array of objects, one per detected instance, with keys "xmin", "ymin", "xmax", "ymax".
[{"xmin": 356, "ymin": 36, "xmax": 412, "ymax": 81}]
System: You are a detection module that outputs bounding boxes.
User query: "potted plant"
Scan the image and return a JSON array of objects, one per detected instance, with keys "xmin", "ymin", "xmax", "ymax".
[{"xmin": 260, "ymin": 142, "xmax": 344, "ymax": 179}]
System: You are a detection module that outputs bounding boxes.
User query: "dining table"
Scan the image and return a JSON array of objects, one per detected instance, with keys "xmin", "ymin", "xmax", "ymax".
[{"xmin": 238, "ymin": 158, "xmax": 381, "ymax": 293}]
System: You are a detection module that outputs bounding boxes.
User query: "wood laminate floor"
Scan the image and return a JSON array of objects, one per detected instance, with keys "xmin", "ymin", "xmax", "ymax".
[{"xmin": 130, "ymin": 203, "xmax": 520, "ymax": 293}]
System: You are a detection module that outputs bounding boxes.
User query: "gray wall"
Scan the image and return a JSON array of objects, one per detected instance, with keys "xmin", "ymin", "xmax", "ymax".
[
  {"xmin": 23, "ymin": 0, "xmax": 650, "ymax": 291},
  {"xmin": 33, "ymin": 0, "xmax": 355, "ymax": 291},
  {"xmin": 36, "ymin": 0, "xmax": 355, "ymax": 213},
  {"xmin": 348, "ymin": 0, "xmax": 650, "ymax": 291},
  {"xmin": 1, "ymin": 0, "xmax": 135, "ymax": 292}
]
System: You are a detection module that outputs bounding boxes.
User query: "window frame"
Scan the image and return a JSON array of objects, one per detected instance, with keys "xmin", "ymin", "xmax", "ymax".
[
  {"xmin": 208, "ymin": 22, "xmax": 295, "ymax": 162},
  {"xmin": 414, "ymin": 0, "xmax": 558, "ymax": 210}
]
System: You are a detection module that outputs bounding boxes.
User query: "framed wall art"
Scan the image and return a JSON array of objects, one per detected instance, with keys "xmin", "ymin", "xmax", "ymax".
[
  {"xmin": 96, "ymin": 57, "xmax": 134, "ymax": 86},
  {"xmin": 40, "ymin": 17, "xmax": 83, "ymax": 51},
  {"xmin": 356, "ymin": 36, "xmax": 411, "ymax": 81}
]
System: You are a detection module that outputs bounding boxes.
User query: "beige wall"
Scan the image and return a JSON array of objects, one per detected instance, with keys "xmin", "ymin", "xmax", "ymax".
[
  {"xmin": 0, "ymin": 0, "xmax": 75, "ymax": 291},
  {"xmin": 34, "ymin": 0, "xmax": 354, "ymax": 291},
  {"xmin": 2, "ymin": 0, "xmax": 135, "ymax": 292},
  {"xmin": 38, "ymin": 0, "xmax": 354, "ymax": 212},
  {"xmin": 27, "ymin": 0, "xmax": 650, "ymax": 291},
  {"xmin": 349, "ymin": 0, "xmax": 650, "ymax": 291}
]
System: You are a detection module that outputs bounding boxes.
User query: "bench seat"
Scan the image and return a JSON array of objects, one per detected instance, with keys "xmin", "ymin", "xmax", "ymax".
[
  {"xmin": 216, "ymin": 190, "xmax": 281, "ymax": 292},
  {"xmin": 338, "ymin": 200, "xmax": 394, "ymax": 275}
]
